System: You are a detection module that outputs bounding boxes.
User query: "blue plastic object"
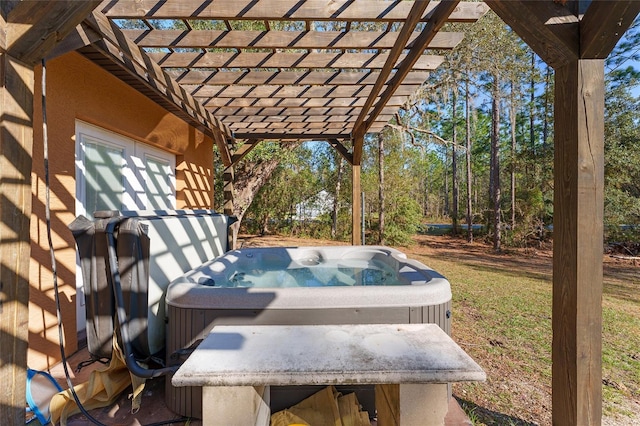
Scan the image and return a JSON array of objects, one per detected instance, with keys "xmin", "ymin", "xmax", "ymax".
[{"xmin": 26, "ymin": 368, "xmax": 63, "ymax": 425}]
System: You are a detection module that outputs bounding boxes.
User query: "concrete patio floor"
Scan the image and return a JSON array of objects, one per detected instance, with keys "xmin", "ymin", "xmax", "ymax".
[{"xmin": 47, "ymin": 346, "xmax": 472, "ymax": 425}]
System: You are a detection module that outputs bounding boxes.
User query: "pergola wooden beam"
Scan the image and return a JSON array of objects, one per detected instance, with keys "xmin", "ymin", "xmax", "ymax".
[
  {"xmin": 3, "ymin": 0, "xmax": 101, "ymax": 66},
  {"xmin": 351, "ymin": 159, "xmax": 362, "ymax": 245},
  {"xmin": 122, "ymin": 29, "xmax": 463, "ymax": 50},
  {"xmin": 1, "ymin": 3, "xmax": 102, "ymax": 423},
  {"xmin": 580, "ymin": 1, "xmax": 640, "ymax": 58},
  {"xmin": 326, "ymin": 139, "xmax": 354, "ymax": 165},
  {"xmin": 212, "ymin": 128, "xmax": 232, "ymax": 167},
  {"xmin": 350, "ymin": 0, "xmax": 431, "ymax": 164},
  {"xmin": 0, "ymin": 54, "xmax": 36, "ymax": 426},
  {"xmin": 223, "ymin": 165, "xmax": 235, "ymax": 218},
  {"xmin": 353, "ymin": 0, "xmax": 460, "ymax": 164},
  {"xmin": 83, "ymin": 11, "xmax": 233, "ymax": 140},
  {"xmin": 0, "ymin": 53, "xmax": 37, "ymax": 424},
  {"xmin": 45, "ymin": 20, "xmax": 103, "ymax": 60},
  {"xmin": 150, "ymin": 52, "xmax": 444, "ymax": 71},
  {"xmin": 103, "ymin": 0, "xmax": 488, "ymax": 22},
  {"xmin": 231, "ymin": 140, "xmax": 262, "ymax": 167},
  {"xmin": 485, "ymin": 0, "xmax": 579, "ymax": 69},
  {"xmin": 553, "ymin": 57, "xmax": 605, "ymax": 426}
]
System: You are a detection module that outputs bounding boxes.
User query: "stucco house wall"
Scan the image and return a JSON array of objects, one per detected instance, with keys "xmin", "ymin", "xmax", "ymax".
[{"xmin": 29, "ymin": 51, "xmax": 216, "ymax": 370}]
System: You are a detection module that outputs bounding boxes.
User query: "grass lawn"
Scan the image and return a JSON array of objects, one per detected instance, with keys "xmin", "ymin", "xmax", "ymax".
[
  {"xmin": 242, "ymin": 233, "xmax": 640, "ymax": 426},
  {"xmin": 408, "ymin": 234, "xmax": 640, "ymax": 425}
]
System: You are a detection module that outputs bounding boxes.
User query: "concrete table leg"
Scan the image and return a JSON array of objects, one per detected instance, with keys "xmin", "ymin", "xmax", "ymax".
[
  {"xmin": 202, "ymin": 385, "xmax": 271, "ymax": 426},
  {"xmin": 376, "ymin": 383, "xmax": 448, "ymax": 425}
]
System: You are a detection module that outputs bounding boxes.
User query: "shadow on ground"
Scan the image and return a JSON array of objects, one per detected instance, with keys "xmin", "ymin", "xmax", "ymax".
[{"xmin": 455, "ymin": 396, "xmax": 539, "ymax": 426}]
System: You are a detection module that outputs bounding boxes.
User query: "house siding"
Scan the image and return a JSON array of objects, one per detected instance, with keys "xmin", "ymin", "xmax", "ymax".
[{"xmin": 29, "ymin": 52, "xmax": 215, "ymax": 370}]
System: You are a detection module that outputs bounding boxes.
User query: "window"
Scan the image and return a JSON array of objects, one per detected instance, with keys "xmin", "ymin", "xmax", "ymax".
[
  {"xmin": 75, "ymin": 121, "xmax": 176, "ymax": 218},
  {"xmin": 137, "ymin": 145, "xmax": 175, "ymax": 210}
]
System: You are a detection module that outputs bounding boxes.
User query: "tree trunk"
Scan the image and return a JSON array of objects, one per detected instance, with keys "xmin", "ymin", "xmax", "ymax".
[
  {"xmin": 465, "ymin": 77, "xmax": 474, "ymax": 243},
  {"xmin": 331, "ymin": 156, "xmax": 343, "ymax": 239},
  {"xmin": 424, "ymin": 170, "xmax": 430, "ymax": 217},
  {"xmin": 230, "ymin": 142, "xmax": 300, "ymax": 246},
  {"xmin": 444, "ymin": 146, "xmax": 449, "ymax": 217},
  {"xmin": 260, "ymin": 212, "xmax": 270, "ymax": 236},
  {"xmin": 530, "ymin": 52, "xmax": 536, "ymax": 156},
  {"xmin": 543, "ymin": 64, "xmax": 552, "ymax": 149},
  {"xmin": 378, "ymin": 133, "xmax": 385, "ymax": 244},
  {"xmin": 451, "ymin": 89, "xmax": 459, "ymax": 236},
  {"xmin": 510, "ymin": 80, "xmax": 517, "ymax": 231},
  {"xmin": 491, "ymin": 73, "xmax": 502, "ymax": 251}
]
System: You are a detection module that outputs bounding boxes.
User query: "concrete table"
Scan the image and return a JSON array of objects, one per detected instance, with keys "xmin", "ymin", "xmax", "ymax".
[{"xmin": 172, "ymin": 324, "xmax": 485, "ymax": 425}]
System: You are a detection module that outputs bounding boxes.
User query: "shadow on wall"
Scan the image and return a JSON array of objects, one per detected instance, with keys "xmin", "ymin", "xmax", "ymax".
[
  {"xmin": 30, "ymin": 172, "xmax": 78, "ymax": 371},
  {"xmin": 177, "ymin": 159, "xmax": 213, "ymax": 207}
]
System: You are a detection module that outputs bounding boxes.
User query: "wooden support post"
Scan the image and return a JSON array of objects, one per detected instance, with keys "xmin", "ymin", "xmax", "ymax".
[
  {"xmin": 352, "ymin": 164, "xmax": 362, "ymax": 245},
  {"xmin": 223, "ymin": 165, "xmax": 239, "ymax": 250},
  {"xmin": 0, "ymin": 3, "xmax": 104, "ymax": 423},
  {"xmin": 0, "ymin": 52, "xmax": 35, "ymax": 424},
  {"xmin": 223, "ymin": 166, "xmax": 234, "ymax": 217},
  {"xmin": 553, "ymin": 59, "xmax": 604, "ymax": 426}
]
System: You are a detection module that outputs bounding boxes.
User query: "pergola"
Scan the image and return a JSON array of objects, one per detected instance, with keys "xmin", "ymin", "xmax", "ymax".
[
  {"xmin": 1, "ymin": 1, "xmax": 638, "ymax": 425},
  {"xmin": 72, "ymin": 0, "xmax": 488, "ymax": 244}
]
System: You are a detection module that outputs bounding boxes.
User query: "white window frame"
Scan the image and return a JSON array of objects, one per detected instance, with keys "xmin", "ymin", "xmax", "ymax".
[
  {"xmin": 136, "ymin": 143, "xmax": 177, "ymax": 210},
  {"xmin": 75, "ymin": 121, "xmax": 176, "ymax": 217}
]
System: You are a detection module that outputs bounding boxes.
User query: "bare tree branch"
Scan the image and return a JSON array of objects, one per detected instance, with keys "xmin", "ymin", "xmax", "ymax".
[{"xmin": 387, "ymin": 114, "xmax": 466, "ymax": 152}]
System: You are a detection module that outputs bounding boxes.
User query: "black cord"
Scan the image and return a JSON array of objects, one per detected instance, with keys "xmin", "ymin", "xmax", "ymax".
[
  {"xmin": 42, "ymin": 58, "xmax": 109, "ymax": 426},
  {"xmin": 42, "ymin": 59, "xmax": 191, "ymax": 426}
]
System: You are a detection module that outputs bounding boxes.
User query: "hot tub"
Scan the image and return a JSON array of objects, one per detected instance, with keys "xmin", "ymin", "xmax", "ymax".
[{"xmin": 165, "ymin": 245, "xmax": 452, "ymax": 418}]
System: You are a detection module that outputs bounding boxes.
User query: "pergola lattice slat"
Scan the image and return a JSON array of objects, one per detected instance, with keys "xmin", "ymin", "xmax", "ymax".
[
  {"xmin": 123, "ymin": 29, "xmax": 464, "ymax": 50},
  {"xmin": 168, "ymin": 70, "xmax": 431, "ymax": 86},
  {"xmin": 210, "ymin": 105, "xmax": 398, "ymax": 117},
  {"xmin": 219, "ymin": 112, "xmax": 394, "ymax": 123},
  {"xmin": 190, "ymin": 82, "xmax": 421, "ymax": 97},
  {"xmin": 201, "ymin": 95, "xmax": 408, "ymax": 109},
  {"xmin": 102, "ymin": 0, "xmax": 487, "ymax": 22},
  {"xmin": 149, "ymin": 51, "xmax": 444, "ymax": 71}
]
